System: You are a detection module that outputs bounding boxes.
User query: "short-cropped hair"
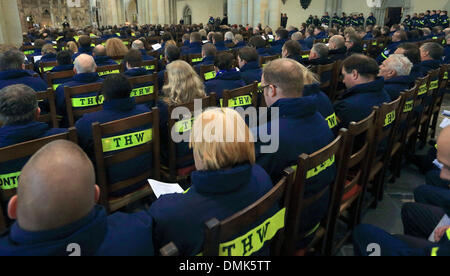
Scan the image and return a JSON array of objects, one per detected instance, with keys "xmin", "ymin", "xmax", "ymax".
[
  {"xmin": 202, "ymin": 43, "xmax": 217, "ymax": 57},
  {"xmin": 165, "ymin": 44, "xmax": 181, "ymax": 62},
  {"xmin": 386, "ymin": 54, "xmax": 413, "ymax": 76},
  {"xmin": 311, "ymin": 43, "xmax": 329, "ymax": 59},
  {"xmin": 283, "ymin": 40, "xmax": 302, "ymax": 56},
  {"xmin": 0, "ymin": 84, "xmax": 38, "ymax": 125},
  {"xmin": 124, "ymin": 49, "xmax": 143, "ymax": 68},
  {"xmin": 398, "ymin": 42, "xmax": 420, "ymax": 64},
  {"xmin": 56, "ymin": 50, "xmax": 73, "ymax": 65},
  {"xmin": 214, "ymin": 52, "xmax": 235, "ymax": 70},
  {"xmin": 248, "ymin": 35, "xmax": 267, "ymax": 49},
  {"xmin": 0, "ymin": 49, "xmax": 25, "ymax": 71},
  {"xmin": 101, "ymin": 74, "xmax": 132, "ymax": 100},
  {"xmin": 276, "ymin": 29, "xmax": 289, "ymax": 40},
  {"xmin": 342, "ymin": 54, "xmax": 379, "ymax": 79},
  {"xmin": 190, "ymin": 108, "xmax": 255, "ymax": 171},
  {"xmin": 421, "ymin": 42, "xmax": 444, "ymax": 60},
  {"xmin": 190, "ymin": 32, "xmax": 202, "ymax": 42},
  {"xmin": 263, "ymin": 58, "xmax": 304, "ymax": 97},
  {"xmin": 238, "ymin": 47, "xmax": 259, "ymax": 63},
  {"xmin": 78, "ymin": 35, "xmax": 92, "ymax": 48}
]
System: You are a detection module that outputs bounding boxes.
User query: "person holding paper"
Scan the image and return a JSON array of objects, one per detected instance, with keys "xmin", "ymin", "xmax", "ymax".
[
  {"xmin": 353, "ymin": 126, "xmax": 450, "ymax": 256},
  {"xmin": 149, "ymin": 108, "xmax": 278, "ymax": 256}
]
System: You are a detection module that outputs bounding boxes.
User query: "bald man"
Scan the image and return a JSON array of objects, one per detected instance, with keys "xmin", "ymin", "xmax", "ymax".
[
  {"xmin": 93, "ymin": 45, "xmax": 118, "ymax": 67},
  {"xmin": 0, "ymin": 140, "xmax": 154, "ymax": 256},
  {"xmin": 353, "ymin": 127, "xmax": 450, "ymax": 256},
  {"xmin": 328, "ymin": 35, "xmax": 347, "ymax": 61},
  {"xmin": 131, "ymin": 40, "xmax": 154, "ymax": 61},
  {"xmin": 54, "ymin": 54, "xmax": 103, "ymax": 127}
]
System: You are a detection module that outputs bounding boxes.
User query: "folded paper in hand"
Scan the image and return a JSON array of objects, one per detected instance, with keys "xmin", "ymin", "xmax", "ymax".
[
  {"xmin": 33, "ymin": 55, "xmax": 42, "ymax": 63},
  {"xmin": 151, "ymin": 43, "xmax": 162, "ymax": 51},
  {"xmin": 428, "ymin": 215, "xmax": 450, "ymax": 242},
  {"xmin": 440, "ymin": 117, "xmax": 450, "ymax": 129},
  {"xmin": 148, "ymin": 179, "xmax": 184, "ymax": 199}
]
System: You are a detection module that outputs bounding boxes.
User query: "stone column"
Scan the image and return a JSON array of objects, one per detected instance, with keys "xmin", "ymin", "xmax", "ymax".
[
  {"xmin": 150, "ymin": 0, "xmax": 159, "ymax": 25},
  {"xmin": 164, "ymin": 0, "xmax": 170, "ymax": 25},
  {"xmin": 228, "ymin": 0, "xmax": 242, "ymax": 25},
  {"xmin": 241, "ymin": 0, "xmax": 248, "ymax": 26},
  {"xmin": 257, "ymin": 0, "xmax": 269, "ymax": 27},
  {"xmin": 247, "ymin": 0, "xmax": 254, "ymax": 27},
  {"xmin": 268, "ymin": 0, "xmax": 280, "ymax": 29},
  {"xmin": 0, "ymin": 0, "xmax": 23, "ymax": 46},
  {"xmin": 157, "ymin": 0, "xmax": 165, "ymax": 24}
]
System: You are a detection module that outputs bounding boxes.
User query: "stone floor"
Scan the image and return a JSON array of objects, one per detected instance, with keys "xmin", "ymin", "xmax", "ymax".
[{"xmin": 337, "ymin": 93, "xmax": 450, "ymax": 256}]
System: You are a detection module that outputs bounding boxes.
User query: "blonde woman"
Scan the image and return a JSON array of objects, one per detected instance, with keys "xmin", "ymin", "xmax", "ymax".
[
  {"xmin": 66, "ymin": 41, "xmax": 78, "ymax": 55},
  {"xmin": 105, "ymin": 37, "xmax": 128, "ymax": 58},
  {"xmin": 157, "ymin": 60, "xmax": 206, "ymax": 170},
  {"xmin": 149, "ymin": 108, "xmax": 277, "ymax": 256}
]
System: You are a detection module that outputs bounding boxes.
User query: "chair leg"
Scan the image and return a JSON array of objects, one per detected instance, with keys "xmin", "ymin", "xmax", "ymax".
[{"xmin": 430, "ymin": 111, "xmax": 439, "ymax": 140}]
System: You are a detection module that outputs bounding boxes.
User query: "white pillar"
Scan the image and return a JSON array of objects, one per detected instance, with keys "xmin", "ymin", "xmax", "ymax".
[
  {"xmin": 0, "ymin": 0, "xmax": 23, "ymax": 46},
  {"xmin": 247, "ymin": 0, "xmax": 254, "ymax": 27},
  {"xmin": 268, "ymin": 0, "xmax": 280, "ymax": 29},
  {"xmin": 241, "ymin": 0, "xmax": 248, "ymax": 26},
  {"xmin": 157, "ymin": 0, "xmax": 165, "ymax": 24},
  {"xmin": 228, "ymin": 0, "xmax": 242, "ymax": 25}
]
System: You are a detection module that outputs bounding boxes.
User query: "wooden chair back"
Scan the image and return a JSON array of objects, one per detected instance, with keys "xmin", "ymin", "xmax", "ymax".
[
  {"xmin": 46, "ymin": 70, "xmax": 75, "ymax": 91},
  {"xmin": 37, "ymin": 88, "xmax": 59, "ymax": 128},
  {"xmin": 199, "ymin": 65, "xmax": 216, "ymax": 82},
  {"xmin": 188, "ymin": 53, "xmax": 203, "ymax": 65},
  {"xmin": 97, "ymin": 64, "xmax": 122, "ymax": 77},
  {"xmin": 64, "ymin": 82, "xmax": 104, "ymax": 127},
  {"xmin": 259, "ymin": 55, "xmax": 279, "ymax": 68},
  {"xmin": 222, "ymin": 82, "xmax": 259, "ymax": 108},
  {"xmin": 127, "ymin": 73, "xmax": 159, "ymax": 105}
]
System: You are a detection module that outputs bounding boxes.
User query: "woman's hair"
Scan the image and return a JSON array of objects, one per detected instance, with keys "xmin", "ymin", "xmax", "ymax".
[
  {"xmin": 296, "ymin": 62, "xmax": 320, "ymax": 85},
  {"xmin": 42, "ymin": 44, "xmax": 56, "ymax": 55},
  {"xmin": 66, "ymin": 41, "xmax": 78, "ymax": 54},
  {"xmin": 165, "ymin": 40, "xmax": 177, "ymax": 47},
  {"xmin": 105, "ymin": 38, "xmax": 128, "ymax": 57},
  {"xmin": 163, "ymin": 60, "xmax": 206, "ymax": 105},
  {"xmin": 190, "ymin": 108, "xmax": 255, "ymax": 171}
]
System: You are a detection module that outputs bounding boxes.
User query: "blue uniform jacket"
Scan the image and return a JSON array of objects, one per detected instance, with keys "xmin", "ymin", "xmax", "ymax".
[
  {"xmin": 256, "ymin": 47, "xmax": 271, "ymax": 57},
  {"xmin": 50, "ymin": 64, "xmax": 74, "ymax": 73},
  {"xmin": 418, "ymin": 59, "xmax": 442, "ymax": 77},
  {"xmin": 139, "ymin": 49, "xmax": 155, "ymax": 61},
  {"xmin": 94, "ymin": 56, "xmax": 118, "ymax": 67},
  {"xmin": 240, "ymin": 61, "xmax": 262, "ymax": 85},
  {"xmin": 268, "ymin": 39, "xmax": 287, "ymax": 55},
  {"xmin": 73, "ymin": 47, "xmax": 93, "ymax": 60},
  {"xmin": 204, "ymin": 69, "xmax": 246, "ymax": 103},
  {"xmin": 194, "ymin": 56, "xmax": 215, "ymax": 68},
  {"xmin": 0, "ymin": 70, "xmax": 47, "ymax": 92},
  {"xmin": 0, "ymin": 205, "xmax": 154, "ymax": 256},
  {"xmin": 329, "ymin": 47, "xmax": 348, "ymax": 62},
  {"xmin": 444, "ymin": 45, "xmax": 450, "ymax": 64},
  {"xmin": 334, "ymin": 77, "xmax": 391, "ymax": 128},
  {"xmin": 34, "ymin": 53, "xmax": 57, "ymax": 71},
  {"xmin": 303, "ymin": 84, "xmax": 338, "ymax": 135},
  {"xmin": 254, "ymin": 96, "xmax": 335, "ymax": 247},
  {"xmin": 304, "ymin": 36, "xmax": 316, "ymax": 50},
  {"xmin": 182, "ymin": 42, "xmax": 203, "ymax": 55},
  {"xmin": 233, "ymin": 41, "xmax": 246, "ymax": 50},
  {"xmin": 384, "ymin": 75, "xmax": 413, "ymax": 100},
  {"xmin": 376, "ymin": 41, "xmax": 402, "ymax": 64},
  {"xmin": 149, "ymin": 163, "xmax": 278, "ymax": 256},
  {"xmin": 75, "ymin": 97, "xmax": 152, "ymax": 197},
  {"xmin": 214, "ymin": 41, "xmax": 229, "ymax": 52}
]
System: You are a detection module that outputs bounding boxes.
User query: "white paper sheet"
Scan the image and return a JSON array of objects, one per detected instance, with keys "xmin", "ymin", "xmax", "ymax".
[
  {"xmin": 442, "ymin": 110, "xmax": 450, "ymax": 117},
  {"xmin": 148, "ymin": 179, "xmax": 184, "ymax": 199},
  {"xmin": 151, "ymin": 43, "xmax": 162, "ymax": 51},
  {"xmin": 33, "ymin": 55, "xmax": 42, "ymax": 63},
  {"xmin": 433, "ymin": 159, "xmax": 444, "ymax": 170},
  {"xmin": 428, "ymin": 215, "xmax": 450, "ymax": 242},
  {"xmin": 440, "ymin": 117, "xmax": 450, "ymax": 129},
  {"xmin": 202, "ymin": 40, "xmax": 209, "ymax": 44},
  {"xmin": 268, "ymin": 35, "xmax": 274, "ymax": 40}
]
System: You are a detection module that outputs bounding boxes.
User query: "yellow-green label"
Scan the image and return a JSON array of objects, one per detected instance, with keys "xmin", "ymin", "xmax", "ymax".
[
  {"xmin": 53, "ymin": 83, "xmax": 62, "ymax": 91},
  {"xmin": 204, "ymin": 71, "xmax": 216, "ymax": 81},
  {"xmin": 0, "ymin": 171, "xmax": 21, "ymax": 190},
  {"xmin": 24, "ymin": 50, "xmax": 35, "ymax": 55},
  {"xmin": 74, "ymin": 36, "xmax": 80, "ymax": 42},
  {"xmin": 72, "ymin": 95, "xmax": 104, "ymax": 108},
  {"xmin": 43, "ymin": 66, "xmax": 54, "ymax": 72},
  {"xmin": 130, "ymin": 86, "xmax": 154, "ymax": 97},
  {"xmin": 144, "ymin": 65, "xmax": 155, "ymax": 70},
  {"xmin": 123, "ymin": 41, "xmax": 129, "ymax": 46},
  {"xmin": 302, "ymin": 55, "xmax": 310, "ymax": 59},
  {"xmin": 430, "ymin": 80, "xmax": 439, "ymax": 90},
  {"xmin": 326, "ymin": 113, "xmax": 338, "ymax": 129},
  {"xmin": 101, "ymin": 129, "xmax": 153, "ymax": 153},
  {"xmin": 431, "ymin": 247, "xmax": 439, "ymax": 256},
  {"xmin": 192, "ymin": 58, "xmax": 203, "ymax": 63},
  {"xmin": 221, "ymin": 95, "xmax": 252, "ymax": 108},
  {"xmin": 384, "ymin": 110, "xmax": 396, "ymax": 127},
  {"xmin": 403, "ymin": 100, "xmax": 413, "ymax": 113},
  {"xmin": 418, "ymin": 84, "xmax": 428, "ymax": 95},
  {"xmin": 98, "ymin": 69, "xmax": 120, "ymax": 76},
  {"xmin": 306, "ymin": 155, "xmax": 335, "ymax": 179},
  {"xmin": 444, "ymin": 72, "xmax": 448, "ymax": 80},
  {"xmin": 174, "ymin": 117, "xmax": 195, "ymax": 133},
  {"xmin": 209, "ymin": 208, "xmax": 286, "ymax": 256}
]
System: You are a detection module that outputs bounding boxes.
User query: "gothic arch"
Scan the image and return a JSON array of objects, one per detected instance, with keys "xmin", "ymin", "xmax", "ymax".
[
  {"xmin": 183, "ymin": 5, "xmax": 192, "ymax": 25},
  {"xmin": 125, "ymin": 0, "xmax": 138, "ymax": 23},
  {"xmin": 372, "ymin": 0, "xmax": 411, "ymax": 26}
]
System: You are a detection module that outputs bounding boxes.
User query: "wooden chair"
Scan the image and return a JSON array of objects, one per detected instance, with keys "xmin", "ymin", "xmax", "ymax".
[
  {"xmin": 0, "ymin": 128, "xmax": 78, "ymax": 232},
  {"xmin": 37, "ymin": 88, "xmax": 59, "ymax": 128},
  {"xmin": 429, "ymin": 64, "xmax": 450, "ymax": 139},
  {"xmin": 110, "ymin": 55, "xmax": 124, "ymax": 64},
  {"xmin": 21, "ymin": 45, "xmax": 35, "ymax": 56},
  {"xmin": 199, "ymin": 65, "xmax": 216, "ymax": 82},
  {"xmin": 91, "ymin": 109, "xmax": 160, "ymax": 213},
  {"xmin": 141, "ymin": 59, "xmax": 159, "ymax": 72},
  {"xmin": 259, "ymin": 55, "xmax": 279, "ymax": 68},
  {"xmin": 188, "ymin": 53, "xmax": 203, "ymax": 66},
  {"xmin": 38, "ymin": 60, "xmax": 58, "ymax": 75},
  {"xmin": 311, "ymin": 62, "xmax": 336, "ymax": 95},
  {"xmin": 390, "ymin": 87, "xmax": 420, "ymax": 180},
  {"xmin": 282, "ymin": 130, "xmax": 347, "ymax": 256},
  {"xmin": 202, "ymin": 168, "xmax": 294, "ymax": 256},
  {"xmin": 163, "ymin": 94, "xmax": 217, "ymax": 183},
  {"xmin": 97, "ymin": 64, "xmax": 122, "ymax": 77},
  {"xmin": 24, "ymin": 63, "xmax": 34, "ymax": 71},
  {"xmin": 127, "ymin": 73, "xmax": 159, "ymax": 105},
  {"xmin": 364, "ymin": 97, "xmax": 402, "ymax": 208},
  {"xmin": 408, "ymin": 75, "xmax": 430, "ymax": 154},
  {"xmin": 418, "ymin": 69, "xmax": 441, "ymax": 147},
  {"xmin": 64, "ymin": 82, "xmax": 104, "ymax": 127},
  {"xmin": 46, "ymin": 70, "xmax": 75, "ymax": 91},
  {"xmin": 221, "ymin": 82, "xmax": 258, "ymax": 108},
  {"xmin": 300, "ymin": 50, "xmax": 311, "ymax": 60},
  {"xmin": 323, "ymin": 111, "xmax": 376, "ymax": 256}
]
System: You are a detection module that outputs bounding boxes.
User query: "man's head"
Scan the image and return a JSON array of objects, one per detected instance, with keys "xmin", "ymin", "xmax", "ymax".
[
  {"xmin": 437, "ymin": 127, "xmax": 450, "ymax": 181},
  {"xmin": 341, "ymin": 54, "xmax": 379, "ymax": 89},
  {"xmin": 310, "ymin": 43, "xmax": 329, "ymax": 60},
  {"xmin": 291, "ymin": 32, "xmax": 304, "ymax": 41},
  {"xmin": 190, "ymin": 32, "xmax": 202, "ymax": 43},
  {"xmin": 420, "ymin": 42, "xmax": 444, "ymax": 62},
  {"xmin": 314, "ymin": 26, "xmax": 324, "ymax": 36},
  {"xmin": 329, "ymin": 35, "xmax": 345, "ymax": 50},
  {"xmin": 7, "ymin": 140, "xmax": 99, "ymax": 232},
  {"xmin": 93, "ymin": 45, "xmax": 107, "ymax": 57},
  {"xmin": 0, "ymin": 84, "xmax": 40, "ymax": 126},
  {"xmin": 101, "ymin": 74, "xmax": 132, "ymax": 100},
  {"xmin": 275, "ymin": 29, "xmax": 289, "ymax": 41},
  {"xmin": 395, "ymin": 43, "xmax": 420, "ymax": 64},
  {"xmin": 131, "ymin": 39, "xmax": 145, "ymax": 50},
  {"xmin": 78, "ymin": 35, "xmax": 92, "ymax": 49},
  {"xmin": 34, "ymin": 39, "xmax": 46, "ymax": 50},
  {"xmin": 392, "ymin": 30, "xmax": 407, "ymax": 42},
  {"xmin": 202, "ymin": 43, "xmax": 217, "ymax": 59},
  {"xmin": 248, "ymin": 35, "xmax": 266, "ymax": 49},
  {"xmin": 237, "ymin": 47, "xmax": 259, "ymax": 69},
  {"xmin": 56, "ymin": 50, "xmax": 73, "ymax": 66},
  {"xmin": 214, "ymin": 52, "xmax": 235, "ymax": 71},
  {"xmin": 261, "ymin": 58, "xmax": 304, "ymax": 107},
  {"xmin": 164, "ymin": 44, "xmax": 180, "ymax": 63},
  {"xmin": 282, "ymin": 40, "xmax": 301, "ymax": 58},
  {"xmin": 123, "ymin": 48, "xmax": 143, "ymax": 69},
  {"xmin": 74, "ymin": 54, "xmax": 97, "ymax": 74},
  {"xmin": 378, "ymin": 54, "xmax": 413, "ymax": 80},
  {"xmin": 0, "ymin": 49, "xmax": 25, "ymax": 71},
  {"xmin": 212, "ymin": 32, "xmax": 224, "ymax": 44}
]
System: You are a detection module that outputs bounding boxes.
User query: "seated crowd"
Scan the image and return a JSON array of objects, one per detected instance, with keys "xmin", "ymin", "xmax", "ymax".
[{"xmin": 0, "ymin": 10, "xmax": 449, "ymax": 256}]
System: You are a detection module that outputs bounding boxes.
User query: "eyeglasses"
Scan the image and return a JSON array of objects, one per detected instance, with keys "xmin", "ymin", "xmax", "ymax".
[{"xmin": 257, "ymin": 84, "xmax": 276, "ymax": 94}]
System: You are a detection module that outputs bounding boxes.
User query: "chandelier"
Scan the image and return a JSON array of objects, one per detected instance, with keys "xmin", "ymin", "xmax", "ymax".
[{"xmin": 300, "ymin": 0, "xmax": 312, "ymax": 9}]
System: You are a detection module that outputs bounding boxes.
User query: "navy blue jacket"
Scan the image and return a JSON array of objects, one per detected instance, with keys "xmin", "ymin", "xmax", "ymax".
[
  {"xmin": 409, "ymin": 64, "xmax": 423, "ymax": 81},
  {"xmin": 0, "ymin": 121, "xmax": 66, "ymax": 148},
  {"xmin": 50, "ymin": 64, "xmax": 74, "ymax": 73},
  {"xmin": 0, "ymin": 205, "xmax": 154, "ymax": 256},
  {"xmin": 303, "ymin": 84, "xmax": 338, "ymax": 135},
  {"xmin": 139, "ymin": 49, "xmax": 155, "ymax": 61},
  {"xmin": 384, "ymin": 75, "xmax": 413, "ymax": 100},
  {"xmin": 194, "ymin": 56, "xmax": 215, "ymax": 68},
  {"xmin": 149, "ymin": 163, "xmax": 278, "ymax": 256},
  {"xmin": 328, "ymin": 47, "xmax": 348, "ymax": 62},
  {"xmin": 75, "ymin": 98, "xmax": 152, "ymax": 197},
  {"xmin": 124, "ymin": 67, "xmax": 149, "ymax": 77},
  {"xmin": 444, "ymin": 45, "xmax": 450, "ymax": 64},
  {"xmin": 204, "ymin": 69, "xmax": 246, "ymax": 103},
  {"xmin": 73, "ymin": 46, "xmax": 93, "ymax": 60},
  {"xmin": 304, "ymin": 36, "xmax": 316, "ymax": 50},
  {"xmin": 418, "ymin": 59, "xmax": 443, "ymax": 77},
  {"xmin": 0, "ymin": 70, "xmax": 47, "ymax": 92},
  {"xmin": 268, "ymin": 39, "xmax": 287, "ymax": 55},
  {"xmin": 334, "ymin": 77, "xmax": 391, "ymax": 128},
  {"xmin": 214, "ymin": 41, "xmax": 229, "ymax": 52},
  {"xmin": 240, "ymin": 61, "xmax": 262, "ymax": 85},
  {"xmin": 254, "ymin": 96, "xmax": 335, "ymax": 246},
  {"xmin": 233, "ymin": 41, "xmax": 246, "ymax": 50},
  {"xmin": 94, "ymin": 56, "xmax": 118, "ymax": 67},
  {"xmin": 182, "ymin": 42, "xmax": 203, "ymax": 55},
  {"xmin": 297, "ymin": 40, "xmax": 311, "ymax": 51},
  {"xmin": 256, "ymin": 47, "xmax": 271, "ymax": 57},
  {"xmin": 34, "ymin": 53, "xmax": 57, "ymax": 71},
  {"xmin": 376, "ymin": 41, "xmax": 403, "ymax": 64}
]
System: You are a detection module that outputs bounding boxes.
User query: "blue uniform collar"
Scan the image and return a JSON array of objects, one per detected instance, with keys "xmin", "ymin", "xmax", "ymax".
[
  {"xmin": 270, "ymin": 96, "xmax": 317, "ymax": 119},
  {"xmin": 214, "ymin": 41, "xmax": 226, "ymax": 48},
  {"xmin": 0, "ymin": 121, "xmax": 49, "ymax": 147},
  {"xmin": 42, "ymin": 53, "xmax": 57, "ymax": 60},
  {"xmin": 235, "ymin": 41, "xmax": 246, "ymax": 47},
  {"xmin": 52, "ymin": 64, "xmax": 74, "ymax": 71},
  {"xmin": 420, "ymin": 59, "xmax": 442, "ymax": 68},
  {"xmin": 78, "ymin": 46, "xmax": 93, "ymax": 54},
  {"xmin": 256, "ymin": 48, "xmax": 268, "ymax": 55},
  {"xmin": 240, "ymin": 61, "xmax": 260, "ymax": 72},
  {"xmin": 72, "ymin": 72, "xmax": 100, "ymax": 83},
  {"xmin": 191, "ymin": 163, "xmax": 253, "ymax": 195},
  {"xmin": 189, "ymin": 42, "xmax": 202, "ymax": 48},
  {"xmin": 0, "ymin": 69, "xmax": 33, "ymax": 80},
  {"xmin": 342, "ymin": 77, "xmax": 385, "ymax": 97},
  {"xmin": 103, "ymin": 97, "xmax": 136, "ymax": 111},
  {"xmin": 385, "ymin": 75, "xmax": 412, "ymax": 85},
  {"xmin": 125, "ymin": 67, "xmax": 148, "ymax": 76},
  {"xmin": 9, "ymin": 206, "xmax": 107, "ymax": 246},
  {"xmin": 303, "ymin": 83, "xmax": 321, "ymax": 96},
  {"xmin": 273, "ymin": 39, "xmax": 287, "ymax": 46},
  {"xmin": 215, "ymin": 69, "xmax": 241, "ymax": 80},
  {"xmin": 94, "ymin": 55, "xmax": 113, "ymax": 63}
]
